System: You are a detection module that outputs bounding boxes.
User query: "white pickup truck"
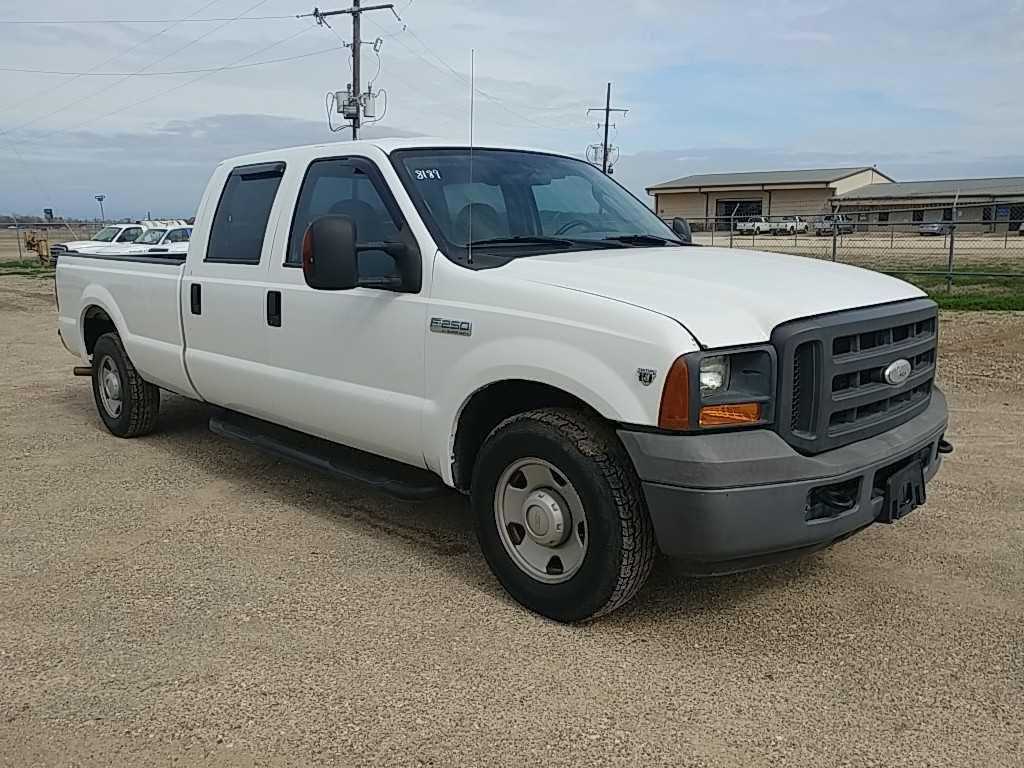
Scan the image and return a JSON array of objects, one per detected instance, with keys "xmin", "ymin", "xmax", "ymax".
[
  {"xmin": 56, "ymin": 139, "xmax": 950, "ymax": 621},
  {"xmin": 735, "ymin": 216, "xmax": 773, "ymax": 235}
]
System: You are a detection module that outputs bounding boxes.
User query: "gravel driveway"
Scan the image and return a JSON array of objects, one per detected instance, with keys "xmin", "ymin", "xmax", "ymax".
[{"xmin": 1, "ymin": 275, "xmax": 1021, "ymax": 766}]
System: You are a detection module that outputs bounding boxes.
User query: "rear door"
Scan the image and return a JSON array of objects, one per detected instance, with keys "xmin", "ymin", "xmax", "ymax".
[{"xmin": 182, "ymin": 161, "xmax": 287, "ymax": 418}]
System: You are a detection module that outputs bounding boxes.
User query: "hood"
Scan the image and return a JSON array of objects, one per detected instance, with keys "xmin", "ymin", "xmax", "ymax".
[{"xmin": 500, "ymin": 246, "xmax": 925, "ymax": 348}]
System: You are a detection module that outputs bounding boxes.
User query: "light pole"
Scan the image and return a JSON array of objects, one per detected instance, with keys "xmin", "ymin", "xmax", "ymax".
[{"xmin": 94, "ymin": 194, "xmax": 106, "ymax": 223}]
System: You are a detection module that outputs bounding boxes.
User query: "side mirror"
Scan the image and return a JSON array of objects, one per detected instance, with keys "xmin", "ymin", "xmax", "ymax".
[
  {"xmin": 303, "ymin": 215, "xmax": 358, "ymax": 290},
  {"xmin": 671, "ymin": 217, "xmax": 693, "ymax": 245}
]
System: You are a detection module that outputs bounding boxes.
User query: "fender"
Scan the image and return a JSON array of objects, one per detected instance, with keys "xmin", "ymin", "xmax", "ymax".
[{"xmin": 425, "ymin": 335, "xmax": 669, "ymax": 485}]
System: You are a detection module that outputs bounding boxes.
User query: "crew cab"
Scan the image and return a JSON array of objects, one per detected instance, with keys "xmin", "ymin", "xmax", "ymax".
[
  {"xmin": 56, "ymin": 139, "xmax": 950, "ymax": 622},
  {"xmin": 735, "ymin": 216, "xmax": 772, "ymax": 235}
]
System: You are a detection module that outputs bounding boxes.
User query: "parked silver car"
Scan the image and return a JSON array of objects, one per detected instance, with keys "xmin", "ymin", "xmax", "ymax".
[
  {"xmin": 814, "ymin": 215, "xmax": 854, "ymax": 236},
  {"xmin": 919, "ymin": 222, "xmax": 953, "ymax": 236}
]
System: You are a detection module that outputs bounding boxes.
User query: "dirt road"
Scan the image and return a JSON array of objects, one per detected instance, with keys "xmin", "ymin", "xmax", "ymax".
[{"xmin": 1, "ymin": 275, "xmax": 1021, "ymax": 766}]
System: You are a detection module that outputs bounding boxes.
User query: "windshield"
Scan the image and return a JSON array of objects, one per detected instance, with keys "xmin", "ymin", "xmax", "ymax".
[
  {"xmin": 91, "ymin": 226, "xmax": 121, "ymax": 242},
  {"xmin": 135, "ymin": 229, "xmax": 167, "ymax": 245},
  {"xmin": 392, "ymin": 148, "xmax": 680, "ymax": 266}
]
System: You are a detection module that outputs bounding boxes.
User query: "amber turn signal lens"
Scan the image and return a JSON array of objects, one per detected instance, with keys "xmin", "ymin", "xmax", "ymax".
[
  {"xmin": 699, "ymin": 403, "xmax": 761, "ymax": 427},
  {"xmin": 658, "ymin": 356, "xmax": 690, "ymax": 430}
]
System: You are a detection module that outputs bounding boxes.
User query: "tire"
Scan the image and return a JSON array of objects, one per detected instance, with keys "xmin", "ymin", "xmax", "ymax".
[
  {"xmin": 471, "ymin": 407, "xmax": 656, "ymax": 622},
  {"xmin": 90, "ymin": 332, "xmax": 160, "ymax": 437}
]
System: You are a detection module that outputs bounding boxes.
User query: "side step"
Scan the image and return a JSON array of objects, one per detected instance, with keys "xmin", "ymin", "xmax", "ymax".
[{"xmin": 209, "ymin": 410, "xmax": 452, "ymax": 501}]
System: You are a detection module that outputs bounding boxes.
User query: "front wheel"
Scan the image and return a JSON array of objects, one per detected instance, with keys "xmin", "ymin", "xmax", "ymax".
[
  {"xmin": 471, "ymin": 408, "xmax": 656, "ymax": 622},
  {"xmin": 90, "ymin": 332, "xmax": 160, "ymax": 437}
]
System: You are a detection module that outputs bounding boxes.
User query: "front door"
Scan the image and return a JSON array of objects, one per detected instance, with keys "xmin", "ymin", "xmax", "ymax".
[{"xmin": 260, "ymin": 156, "xmax": 429, "ymax": 467}]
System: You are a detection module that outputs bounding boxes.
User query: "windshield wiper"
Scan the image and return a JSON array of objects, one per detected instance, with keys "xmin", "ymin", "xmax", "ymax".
[
  {"xmin": 465, "ymin": 236, "xmax": 576, "ymax": 248},
  {"xmin": 603, "ymin": 234, "xmax": 685, "ymax": 247}
]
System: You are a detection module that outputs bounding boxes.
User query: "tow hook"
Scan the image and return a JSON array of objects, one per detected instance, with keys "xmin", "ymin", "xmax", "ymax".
[{"xmin": 938, "ymin": 439, "xmax": 954, "ymax": 455}]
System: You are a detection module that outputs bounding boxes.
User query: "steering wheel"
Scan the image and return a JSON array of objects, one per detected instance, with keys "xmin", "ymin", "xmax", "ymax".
[{"xmin": 553, "ymin": 219, "xmax": 596, "ymax": 236}]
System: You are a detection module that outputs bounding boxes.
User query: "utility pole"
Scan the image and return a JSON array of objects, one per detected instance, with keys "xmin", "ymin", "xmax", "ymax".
[
  {"xmin": 304, "ymin": 3, "xmax": 395, "ymax": 139},
  {"xmin": 587, "ymin": 82, "xmax": 628, "ymax": 174},
  {"xmin": 94, "ymin": 194, "xmax": 106, "ymax": 223}
]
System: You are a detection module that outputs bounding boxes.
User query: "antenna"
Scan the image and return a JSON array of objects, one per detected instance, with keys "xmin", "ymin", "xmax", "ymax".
[{"xmin": 468, "ymin": 48, "xmax": 475, "ymax": 265}]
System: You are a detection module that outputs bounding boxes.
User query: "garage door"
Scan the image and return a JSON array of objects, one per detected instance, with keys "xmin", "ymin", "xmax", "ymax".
[{"xmin": 716, "ymin": 199, "xmax": 762, "ymax": 230}]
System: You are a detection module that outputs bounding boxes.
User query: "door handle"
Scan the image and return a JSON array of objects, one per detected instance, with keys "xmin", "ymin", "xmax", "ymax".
[
  {"xmin": 267, "ymin": 290, "xmax": 281, "ymax": 327},
  {"xmin": 190, "ymin": 283, "xmax": 201, "ymax": 315}
]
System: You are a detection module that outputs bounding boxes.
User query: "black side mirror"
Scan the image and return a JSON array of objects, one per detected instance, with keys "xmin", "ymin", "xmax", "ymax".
[
  {"xmin": 303, "ymin": 215, "xmax": 359, "ymax": 290},
  {"xmin": 671, "ymin": 217, "xmax": 693, "ymax": 244}
]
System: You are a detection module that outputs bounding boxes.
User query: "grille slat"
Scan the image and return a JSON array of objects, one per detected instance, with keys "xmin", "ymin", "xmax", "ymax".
[{"xmin": 774, "ymin": 300, "xmax": 938, "ymax": 454}]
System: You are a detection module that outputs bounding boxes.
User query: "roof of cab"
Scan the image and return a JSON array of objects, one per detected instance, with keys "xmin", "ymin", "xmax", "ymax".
[{"xmin": 218, "ymin": 137, "xmax": 552, "ymax": 168}]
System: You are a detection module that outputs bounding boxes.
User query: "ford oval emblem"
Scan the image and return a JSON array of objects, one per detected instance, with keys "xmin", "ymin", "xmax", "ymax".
[{"xmin": 884, "ymin": 359, "xmax": 912, "ymax": 386}]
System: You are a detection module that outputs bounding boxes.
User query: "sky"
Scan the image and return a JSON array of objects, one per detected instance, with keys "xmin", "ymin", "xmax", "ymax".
[{"xmin": 1, "ymin": 0, "xmax": 1022, "ymax": 219}]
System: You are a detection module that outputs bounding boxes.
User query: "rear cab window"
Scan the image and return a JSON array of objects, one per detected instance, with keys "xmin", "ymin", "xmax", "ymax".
[{"xmin": 206, "ymin": 162, "xmax": 285, "ymax": 264}]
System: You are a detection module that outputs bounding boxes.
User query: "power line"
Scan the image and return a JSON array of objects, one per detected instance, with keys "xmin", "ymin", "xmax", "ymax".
[
  {"xmin": 362, "ymin": 15, "xmax": 580, "ymax": 133},
  {"xmin": 1, "ymin": 0, "xmax": 271, "ymax": 138},
  {"xmin": 0, "ymin": 15, "xmax": 296, "ymax": 25},
  {"xmin": 0, "ymin": 46, "xmax": 345, "ymax": 77},
  {"xmin": 16, "ymin": 23, "xmax": 321, "ymax": 144},
  {"xmin": 0, "ymin": 0, "xmax": 225, "ymax": 122}
]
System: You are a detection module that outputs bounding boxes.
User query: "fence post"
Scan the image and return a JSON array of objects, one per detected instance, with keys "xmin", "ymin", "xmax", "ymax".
[
  {"xmin": 14, "ymin": 219, "xmax": 24, "ymax": 261},
  {"xmin": 946, "ymin": 226, "xmax": 955, "ymax": 293},
  {"xmin": 729, "ymin": 216, "xmax": 734, "ymax": 249},
  {"xmin": 709, "ymin": 217, "xmax": 714, "ymax": 246},
  {"xmin": 831, "ymin": 220, "xmax": 838, "ymax": 262}
]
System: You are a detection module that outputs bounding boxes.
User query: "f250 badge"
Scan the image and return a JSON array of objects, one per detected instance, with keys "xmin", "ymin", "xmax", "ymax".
[
  {"xmin": 430, "ymin": 317, "xmax": 473, "ymax": 337},
  {"xmin": 637, "ymin": 368, "xmax": 657, "ymax": 386}
]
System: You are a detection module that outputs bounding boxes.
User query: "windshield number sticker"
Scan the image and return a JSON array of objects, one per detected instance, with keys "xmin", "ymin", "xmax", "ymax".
[{"xmin": 414, "ymin": 168, "xmax": 442, "ymax": 181}]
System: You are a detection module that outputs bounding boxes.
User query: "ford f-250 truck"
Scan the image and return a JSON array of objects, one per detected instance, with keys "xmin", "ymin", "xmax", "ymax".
[{"xmin": 56, "ymin": 139, "xmax": 950, "ymax": 622}]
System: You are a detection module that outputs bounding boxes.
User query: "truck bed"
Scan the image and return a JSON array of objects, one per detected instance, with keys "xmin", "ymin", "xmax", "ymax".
[{"xmin": 56, "ymin": 251, "xmax": 198, "ymax": 398}]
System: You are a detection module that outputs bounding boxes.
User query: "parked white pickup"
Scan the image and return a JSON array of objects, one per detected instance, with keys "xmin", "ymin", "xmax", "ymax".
[{"xmin": 56, "ymin": 139, "xmax": 949, "ymax": 621}]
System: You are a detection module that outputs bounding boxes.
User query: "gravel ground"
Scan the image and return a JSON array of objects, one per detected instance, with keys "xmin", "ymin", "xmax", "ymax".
[{"xmin": 1, "ymin": 275, "xmax": 1021, "ymax": 767}]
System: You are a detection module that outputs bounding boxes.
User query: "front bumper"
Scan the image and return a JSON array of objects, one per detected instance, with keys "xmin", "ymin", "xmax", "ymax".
[{"xmin": 618, "ymin": 388, "xmax": 948, "ymax": 572}]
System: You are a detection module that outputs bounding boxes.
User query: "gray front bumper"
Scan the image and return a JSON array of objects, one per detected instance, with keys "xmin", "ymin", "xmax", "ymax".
[{"xmin": 618, "ymin": 388, "xmax": 948, "ymax": 570}]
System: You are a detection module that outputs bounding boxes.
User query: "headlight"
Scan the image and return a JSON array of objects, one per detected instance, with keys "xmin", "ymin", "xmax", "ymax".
[
  {"xmin": 658, "ymin": 346, "xmax": 775, "ymax": 431},
  {"xmin": 699, "ymin": 355, "xmax": 730, "ymax": 395}
]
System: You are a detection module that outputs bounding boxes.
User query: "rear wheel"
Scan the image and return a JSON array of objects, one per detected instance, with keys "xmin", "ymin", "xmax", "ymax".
[
  {"xmin": 471, "ymin": 408, "xmax": 656, "ymax": 622},
  {"xmin": 91, "ymin": 332, "xmax": 160, "ymax": 437}
]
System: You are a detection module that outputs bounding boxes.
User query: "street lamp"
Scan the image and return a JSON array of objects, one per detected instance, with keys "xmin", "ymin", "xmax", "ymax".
[{"xmin": 94, "ymin": 194, "xmax": 106, "ymax": 223}]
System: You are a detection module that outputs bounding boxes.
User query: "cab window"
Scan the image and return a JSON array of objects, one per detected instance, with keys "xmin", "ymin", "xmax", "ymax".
[
  {"xmin": 287, "ymin": 158, "xmax": 403, "ymax": 280},
  {"xmin": 207, "ymin": 163, "xmax": 285, "ymax": 264}
]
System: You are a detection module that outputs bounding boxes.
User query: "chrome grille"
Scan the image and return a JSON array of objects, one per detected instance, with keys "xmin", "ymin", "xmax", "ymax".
[{"xmin": 773, "ymin": 299, "xmax": 938, "ymax": 454}]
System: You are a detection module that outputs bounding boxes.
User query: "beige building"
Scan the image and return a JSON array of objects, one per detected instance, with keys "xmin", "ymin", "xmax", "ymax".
[
  {"xmin": 647, "ymin": 167, "xmax": 893, "ymax": 227},
  {"xmin": 835, "ymin": 177, "xmax": 1024, "ymax": 232},
  {"xmin": 648, "ymin": 167, "xmax": 1024, "ymax": 232}
]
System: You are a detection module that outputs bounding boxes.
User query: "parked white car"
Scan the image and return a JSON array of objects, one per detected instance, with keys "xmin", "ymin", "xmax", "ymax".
[
  {"xmin": 735, "ymin": 216, "xmax": 772, "ymax": 235},
  {"xmin": 51, "ymin": 220, "xmax": 190, "ymax": 259},
  {"xmin": 94, "ymin": 226, "xmax": 192, "ymax": 256},
  {"xmin": 56, "ymin": 139, "xmax": 950, "ymax": 621},
  {"xmin": 50, "ymin": 224, "xmax": 146, "ymax": 258},
  {"xmin": 772, "ymin": 216, "xmax": 809, "ymax": 235}
]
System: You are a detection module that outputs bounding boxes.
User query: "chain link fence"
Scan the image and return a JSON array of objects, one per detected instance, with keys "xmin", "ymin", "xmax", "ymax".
[{"xmin": 683, "ymin": 201, "xmax": 1024, "ymax": 286}]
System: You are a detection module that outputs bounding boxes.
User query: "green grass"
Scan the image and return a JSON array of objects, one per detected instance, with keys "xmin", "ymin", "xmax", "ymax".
[
  {"xmin": 890, "ymin": 272, "xmax": 1024, "ymax": 311},
  {"xmin": 0, "ymin": 258, "xmax": 54, "ymax": 278}
]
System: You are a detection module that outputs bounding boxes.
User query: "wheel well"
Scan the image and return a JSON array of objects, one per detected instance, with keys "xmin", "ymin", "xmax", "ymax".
[
  {"xmin": 82, "ymin": 306, "xmax": 117, "ymax": 356},
  {"xmin": 451, "ymin": 380, "xmax": 602, "ymax": 491}
]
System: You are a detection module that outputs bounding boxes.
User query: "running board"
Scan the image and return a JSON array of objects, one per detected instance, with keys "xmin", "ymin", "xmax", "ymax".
[{"xmin": 209, "ymin": 410, "xmax": 451, "ymax": 501}]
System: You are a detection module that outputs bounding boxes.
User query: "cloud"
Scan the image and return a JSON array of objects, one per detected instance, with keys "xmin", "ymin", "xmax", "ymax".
[{"xmin": 1, "ymin": 0, "xmax": 1021, "ymax": 216}]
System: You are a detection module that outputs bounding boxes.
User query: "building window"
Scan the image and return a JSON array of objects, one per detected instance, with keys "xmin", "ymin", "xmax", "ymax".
[
  {"xmin": 942, "ymin": 208, "xmax": 953, "ymax": 222},
  {"xmin": 877, "ymin": 211, "xmax": 890, "ymax": 224},
  {"xmin": 912, "ymin": 209, "xmax": 924, "ymax": 223}
]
